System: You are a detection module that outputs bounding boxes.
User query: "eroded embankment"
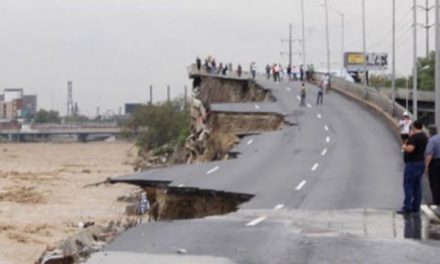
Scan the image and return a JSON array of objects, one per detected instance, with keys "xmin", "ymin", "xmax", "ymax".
[
  {"xmin": 143, "ymin": 184, "xmax": 253, "ymax": 221},
  {"xmin": 188, "ymin": 75, "xmax": 283, "ymax": 163}
]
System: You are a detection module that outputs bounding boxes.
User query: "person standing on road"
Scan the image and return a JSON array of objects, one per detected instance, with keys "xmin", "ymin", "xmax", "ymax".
[
  {"xmin": 300, "ymin": 65, "xmax": 304, "ymax": 81},
  {"xmin": 300, "ymin": 83, "xmax": 306, "ymax": 107},
  {"xmin": 250, "ymin": 62, "xmax": 257, "ymax": 79},
  {"xmin": 316, "ymin": 85, "xmax": 323, "ymax": 105},
  {"xmin": 399, "ymin": 112, "xmax": 412, "ymax": 143},
  {"xmin": 266, "ymin": 64, "xmax": 271, "ymax": 79},
  {"xmin": 397, "ymin": 120, "xmax": 428, "ymax": 214},
  {"xmin": 425, "ymin": 126, "xmax": 440, "ymax": 207},
  {"xmin": 196, "ymin": 57, "xmax": 201, "ymax": 71},
  {"xmin": 237, "ymin": 64, "xmax": 242, "ymax": 77}
]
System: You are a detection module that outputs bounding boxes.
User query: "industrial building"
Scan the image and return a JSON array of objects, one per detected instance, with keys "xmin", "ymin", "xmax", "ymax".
[{"xmin": 0, "ymin": 88, "xmax": 37, "ymax": 120}]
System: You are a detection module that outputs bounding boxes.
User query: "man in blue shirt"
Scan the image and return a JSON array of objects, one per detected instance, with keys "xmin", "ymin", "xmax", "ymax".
[{"xmin": 425, "ymin": 126, "xmax": 440, "ymax": 206}]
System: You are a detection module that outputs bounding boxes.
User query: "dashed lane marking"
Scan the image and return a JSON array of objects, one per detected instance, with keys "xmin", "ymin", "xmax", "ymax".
[
  {"xmin": 326, "ymin": 137, "xmax": 331, "ymax": 143},
  {"xmin": 311, "ymin": 163, "xmax": 319, "ymax": 172},
  {"xmin": 317, "ymin": 113, "xmax": 322, "ymax": 119},
  {"xmin": 274, "ymin": 204, "xmax": 285, "ymax": 210},
  {"xmin": 296, "ymin": 96, "xmax": 301, "ymax": 101},
  {"xmin": 246, "ymin": 216, "xmax": 267, "ymax": 226},
  {"xmin": 286, "ymin": 87, "xmax": 292, "ymax": 92},
  {"xmin": 247, "ymin": 138, "xmax": 254, "ymax": 145},
  {"xmin": 254, "ymin": 104, "xmax": 260, "ymax": 110},
  {"xmin": 307, "ymin": 103, "xmax": 312, "ymax": 108},
  {"xmin": 206, "ymin": 166, "xmax": 220, "ymax": 175},
  {"xmin": 324, "ymin": 125, "xmax": 329, "ymax": 131},
  {"xmin": 321, "ymin": 148, "xmax": 328, "ymax": 156},
  {"xmin": 295, "ymin": 180, "xmax": 307, "ymax": 191}
]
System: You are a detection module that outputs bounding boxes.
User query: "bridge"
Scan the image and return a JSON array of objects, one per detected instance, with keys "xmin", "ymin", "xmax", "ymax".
[
  {"xmin": 0, "ymin": 123, "xmax": 125, "ymax": 142},
  {"xmin": 86, "ymin": 67, "xmax": 440, "ymax": 264}
]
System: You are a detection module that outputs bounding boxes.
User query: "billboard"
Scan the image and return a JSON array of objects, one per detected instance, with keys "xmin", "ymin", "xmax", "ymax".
[{"xmin": 344, "ymin": 52, "xmax": 388, "ymax": 71}]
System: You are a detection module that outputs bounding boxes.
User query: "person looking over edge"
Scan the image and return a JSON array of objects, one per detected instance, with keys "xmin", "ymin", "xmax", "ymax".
[
  {"xmin": 397, "ymin": 120, "xmax": 428, "ymax": 214},
  {"xmin": 425, "ymin": 125, "xmax": 440, "ymax": 208},
  {"xmin": 399, "ymin": 112, "xmax": 412, "ymax": 143},
  {"xmin": 250, "ymin": 62, "xmax": 257, "ymax": 79}
]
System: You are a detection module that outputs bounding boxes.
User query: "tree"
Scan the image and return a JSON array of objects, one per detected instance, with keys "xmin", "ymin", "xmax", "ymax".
[
  {"xmin": 34, "ymin": 109, "xmax": 61, "ymax": 123},
  {"xmin": 127, "ymin": 98, "xmax": 190, "ymax": 150}
]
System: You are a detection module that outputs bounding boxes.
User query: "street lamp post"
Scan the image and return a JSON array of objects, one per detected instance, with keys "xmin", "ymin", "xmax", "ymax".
[
  {"xmin": 435, "ymin": 0, "xmax": 440, "ymax": 127},
  {"xmin": 362, "ymin": 0, "xmax": 367, "ymax": 88},
  {"xmin": 325, "ymin": 5, "xmax": 345, "ymax": 76},
  {"xmin": 324, "ymin": 0, "xmax": 331, "ymax": 74},
  {"xmin": 413, "ymin": 0, "xmax": 419, "ymax": 120},
  {"xmin": 301, "ymin": 0, "xmax": 306, "ymax": 67}
]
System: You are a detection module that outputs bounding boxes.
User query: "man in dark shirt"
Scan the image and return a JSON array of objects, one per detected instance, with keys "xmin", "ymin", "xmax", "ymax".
[
  {"xmin": 397, "ymin": 120, "xmax": 428, "ymax": 214},
  {"xmin": 425, "ymin": 126, "xmax": 440, "ymax": 206}
]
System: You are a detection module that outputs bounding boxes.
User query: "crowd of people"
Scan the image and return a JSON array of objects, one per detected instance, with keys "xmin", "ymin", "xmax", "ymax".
[{"xmin": 397, "ymin": 114, "xmax": 440, "ymax": 214}]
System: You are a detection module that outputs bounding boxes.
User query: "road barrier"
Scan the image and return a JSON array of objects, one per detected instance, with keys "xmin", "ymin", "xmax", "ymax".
[{"xmin": 315, "ymin": 73, "xmax": 409, "ymax": 137}]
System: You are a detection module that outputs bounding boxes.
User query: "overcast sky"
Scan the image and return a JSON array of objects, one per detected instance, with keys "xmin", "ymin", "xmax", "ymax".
[{"xmin": 0, "ymin": 0, "xmax": 431, "ymax": 116}]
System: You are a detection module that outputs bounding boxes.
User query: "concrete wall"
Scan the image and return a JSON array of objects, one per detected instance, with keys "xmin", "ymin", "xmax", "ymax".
[{"xmin": 316, "ymin": 73, "xmax": 409, "ymax": 136}]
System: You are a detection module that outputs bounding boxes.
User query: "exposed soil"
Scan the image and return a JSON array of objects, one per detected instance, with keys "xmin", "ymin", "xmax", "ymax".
[
  {"xmin": 208, "ymin": 113, "xmax": 284, "ymax": 134},
  {"xmin": 197, "ymin": 77, "xmax": 274, "ymax": 104},
  {"xmin": 0, "ymin": 142, "xmax": 138, "ymax": 264}
]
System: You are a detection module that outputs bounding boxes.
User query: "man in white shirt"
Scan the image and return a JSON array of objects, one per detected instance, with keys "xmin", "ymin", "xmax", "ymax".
[{"xmin": 399, "ymin": 112, "xmax": 412, "ymax": 143}]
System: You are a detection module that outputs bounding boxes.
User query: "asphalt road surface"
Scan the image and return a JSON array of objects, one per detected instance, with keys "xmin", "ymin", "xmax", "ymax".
[{"xmin": 89, "ymin": 77, "xmax": 440, "ymax": 264}]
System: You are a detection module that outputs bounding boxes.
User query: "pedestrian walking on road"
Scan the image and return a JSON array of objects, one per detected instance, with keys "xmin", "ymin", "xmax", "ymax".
[
  {"xmin": 397, "ymin": 120, "xmax": 428, "ymax": 214},
  {"xmin": 399, "ymin": 112, "xmax": 412, "ymax": 143},
  {"xmin": 287, "ymin": 64, "xmax": 292, "ymax": 81},
  {"xmin": 316, "ymin": 86, "xmax": 323, "ymax": 105},
  {"xmin": 300, "ymin": 83, "xmax": 306, "ymax": 107},
  {"xmin": 300, "ymin": 65, "xmax": 304, "ymax": 81},
  {"xmin": 237, "ymin": 64, "xmax": 242, "ymax": 77},
  {"xmin": 425, "ymin": 126, "xmax": 440, "ymax": 206}
]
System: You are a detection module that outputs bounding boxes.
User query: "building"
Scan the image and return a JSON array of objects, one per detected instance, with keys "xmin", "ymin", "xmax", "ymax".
[{"xmin": 0, "ymin": 88, "xmax": 37, "ymax": 120}]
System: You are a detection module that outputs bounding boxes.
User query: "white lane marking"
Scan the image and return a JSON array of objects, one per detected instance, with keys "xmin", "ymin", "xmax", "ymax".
[
  {"xmin": 324, "ymin": 125, "xmax": 329, "ymax": 131},
  {"xmin": 254, "ymin": 104, "xmax": 260, "ymax": 110},
  {"xmin": 295, "ymin": 180, "xmax": 307, "ymax": 191},
  {"xmin": 306, "ymin": 103, "xmax": 312, "ymax": 108},
  {"xmin": 177, "ymin": 184, "xmax": 185, "ymax": 188},
  {"xmin": 321, "ymin": 148, "xmax": 328, "ymax": 156},
  {"xmin": 274, "ymin": 204, "xmax": 285, "ymax": 210},
  {"xmin": 247, "ymin": 138, "xmax": 254, "ymax": 145},
  {"xmin": 286, "ymin": 87, "xmax": 292, "ymax": 92},
  {"xmin": 296, "ymin": 96, "xmax": 301, "ymax": 101},
  {"xmin": 206, "ymin": 166, "xmax": 220, "ymax": 175},
  {"xmin": 326, "ymin": 136, "xmax": 331, "ymax": 143},
  {"xmin": 317, "ymin": 113, "xmax": 322, "ymax": 119},
  {"xmin": 311, "ymin": 163, "xmax": 319, "ymax": 172},
  {"xmin": 246, "ymin": 216, "xmax": 267, "ymax": 226}
]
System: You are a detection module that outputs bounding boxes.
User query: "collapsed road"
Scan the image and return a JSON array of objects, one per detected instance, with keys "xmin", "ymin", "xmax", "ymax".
[{"xmin": 87, "ymin": 70, "xmax": 440, "ymax": 264}]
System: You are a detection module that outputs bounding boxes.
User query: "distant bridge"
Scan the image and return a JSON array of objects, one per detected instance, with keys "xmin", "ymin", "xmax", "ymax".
[{"xmin": 0, "ymin": 123, "xmax": 126, "ymax": 142}]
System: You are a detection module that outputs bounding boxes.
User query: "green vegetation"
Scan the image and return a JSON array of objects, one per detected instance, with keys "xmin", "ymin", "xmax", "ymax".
[
  {"xmin": 370, "ymin": 51, "xmax": 435, "ymax": 91},
  {"xmin": 128, "ymin": 98, "xmax": 190, "ymax": 152},
  {"xmin": 34, "ymin": 109, "xmax": 61, "ymax": 123}
]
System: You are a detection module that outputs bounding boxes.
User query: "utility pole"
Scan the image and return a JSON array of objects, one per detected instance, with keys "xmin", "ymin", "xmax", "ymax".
[
  {"xmin": 149, "ymin": 85, "xmax": 153, "ymax": 104},
  {"xmin": 167, "ymin": 85, "xmax": 171, "ymax": 102},
  {"xmin": 435, "ymin": 0, "xmax": 440, "ymax": 127},
  {"xmin": 341, "ymin": 13, "xmax": 345, "ymax": 75},
  {"xmin": 362, "ymin": 0, "xmax": 367, "ymax": 88},
  {"xmin": 301, "ymin": 0, "xmax": 306, "ymax": 67},
  {"xmin": 427, "ymin": 0, "xmax": 431, "ymax": 57},
  {"xmin": 324, "ymin": 0, "xmax": 331, "ymax": 74},
  {"xmin": 289, "ymin": 23, "xmax": 293, "ymax": 67},
  {"xmin": 413, "ymin": 0, "xmax": 419, "ymax": 119},
  {"xmin": 184, "ymin": 85, "xmax": 188, "ymax": 110},
  {"xmin": 67, "ymin": 80, "xmax": 73, "ymax": 119},
  {"xmin": 392, "ymin": 0, "xmax": 396, "ymax": 114}
]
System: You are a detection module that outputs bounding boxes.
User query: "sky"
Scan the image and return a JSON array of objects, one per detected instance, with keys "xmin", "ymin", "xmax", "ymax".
[{"xmin": 0, "ymin": 0, "xmax": 432, "ymax": 116}]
